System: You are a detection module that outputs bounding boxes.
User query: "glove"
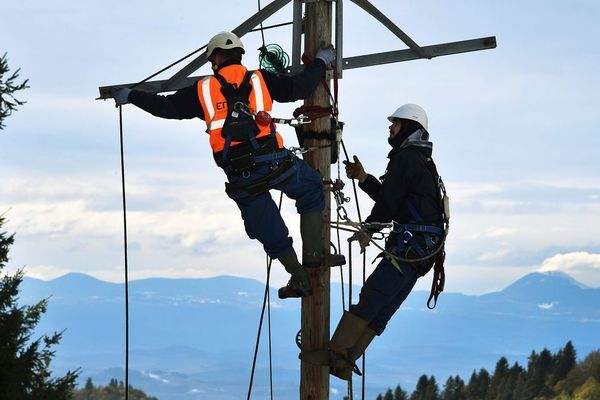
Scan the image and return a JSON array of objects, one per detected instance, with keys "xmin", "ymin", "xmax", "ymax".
[
  {"xmin": 112, "ymin": 88, "xmax": 131, "ymax": 107},
  {"xmin": 343, "ymin": 155, "xmax": 367, "ymax": 183},
  {"xmin": 315, "ymin": 44, "xmax": 336, "ymax": 66},
  {"xmin": 348, "ymin": 229, "xmax": 372, "ymax": 254}
]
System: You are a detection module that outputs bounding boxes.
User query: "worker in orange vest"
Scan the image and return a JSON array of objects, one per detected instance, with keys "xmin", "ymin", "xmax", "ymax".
[{"xmin": 112, "ymin": 31, "xmax": 345, "ymax": 299}]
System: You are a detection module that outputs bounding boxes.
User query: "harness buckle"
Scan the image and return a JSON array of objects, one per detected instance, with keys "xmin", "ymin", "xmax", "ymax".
[
  {"xmin": 289, "ymin": 116, "xmax": 312, "ymax": 127},
  {"xmin": 337, "ymin": 205, "xmax": 348, "ymax": 221},
  {"xmin": 401, "ymin": 229, "xmax": 414, "ymax": 244}
]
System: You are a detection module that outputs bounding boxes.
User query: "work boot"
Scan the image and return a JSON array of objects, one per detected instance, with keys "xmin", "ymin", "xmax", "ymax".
[
  {"xmin": 277, "ymin": 248, "xmax": 313, "ymax": 299},
  {"xmin": 301, "ymin": 211, "xmax": 346, "ymax": 268},
  {"xmin": 330, "ymin": 325, "xmax": 377, "ymax": 380},
  {"xmin": 299, "ymin": 311, "xmax": 370, "ymax": 381}
]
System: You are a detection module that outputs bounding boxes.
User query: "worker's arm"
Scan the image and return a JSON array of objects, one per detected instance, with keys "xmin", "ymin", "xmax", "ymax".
[
  {"xmin": 359, "ymin": 174, "xmax": 383, "ymax": 202},
  {"xmin": 126, "ymin": 84, "xmax": 204, "ymax": 120},
  {"xmin": 364, "ymin": 152, "xmax": 414, "ymax": 224},
  {"xmin": 260, "ymin": 59, "xmax": 328, "ymax": 103}
]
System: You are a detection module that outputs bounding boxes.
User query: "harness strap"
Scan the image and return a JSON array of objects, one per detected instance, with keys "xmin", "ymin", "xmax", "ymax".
[
  {"xmin": 226, "ymin": 159, "xmax": 296, "ymax": 200},
  {"xmin": 213, "ymin": 70, "xmax": 259, "ymax": 162},
  {"xmin": 427, "ymin": 249, "xmax": 446, "ymax": 309},
  {"xmin": 394, "ymin": 223, "xmax": 444, "ymax": 236}
]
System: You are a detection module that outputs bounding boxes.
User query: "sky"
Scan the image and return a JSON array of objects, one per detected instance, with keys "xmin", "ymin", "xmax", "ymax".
[{"xmin": 1, "ymin": 0, "xmax": 599, "ymax": 295}]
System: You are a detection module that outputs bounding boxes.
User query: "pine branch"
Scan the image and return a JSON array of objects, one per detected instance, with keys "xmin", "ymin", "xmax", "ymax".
[{"xmin": 0, "ymin": 52, "xmax": 30, "ymax": 130}]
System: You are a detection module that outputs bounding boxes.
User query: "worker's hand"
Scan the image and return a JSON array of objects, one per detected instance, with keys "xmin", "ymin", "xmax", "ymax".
[
  {"xmin": 112, "ymin": 88, "xmax": 131, "ymax": 107},
  {"xmin": 348, "ymin": 230, "xmax": 372, "ymax": 254},
  {"xmin": 343, "ymin": 155, "xmax": 367, "ymax": 183},
  {"xmin": 315, "ymin": 44, "xmax": 336, "ymax": 67}
]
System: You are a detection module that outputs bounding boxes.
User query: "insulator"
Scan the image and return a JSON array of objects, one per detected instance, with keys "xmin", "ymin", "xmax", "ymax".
[{"xmin": 259, "ymin": 44, "xmax": 290, "ymax": 74}]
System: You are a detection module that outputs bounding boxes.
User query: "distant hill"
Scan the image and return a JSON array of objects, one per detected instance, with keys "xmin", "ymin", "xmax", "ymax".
[{"xmin": 20, "ymin": 271, "xmax": 600, "ymax": 400}]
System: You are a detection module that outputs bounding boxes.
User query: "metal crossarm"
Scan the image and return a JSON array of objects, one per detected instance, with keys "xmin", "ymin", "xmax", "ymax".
[
  {"xmin": 97, "ymin": 0, "xmax": 496, "ymax": 108},
  {"xmin": 342, "ymin": 36, "xmax": 497, "ymax": 70}
]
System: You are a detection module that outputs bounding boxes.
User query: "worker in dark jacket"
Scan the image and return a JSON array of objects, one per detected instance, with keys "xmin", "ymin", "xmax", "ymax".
[
  {"xmin": 301, "ymin": 104, "xmax": 445, "ymax": 380},
  {"xmin": 112, "ymin": 31, "xmax": 344, "ymax": 299}
]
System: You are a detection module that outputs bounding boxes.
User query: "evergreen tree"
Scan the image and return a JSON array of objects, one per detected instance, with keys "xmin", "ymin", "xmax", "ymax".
[
  {"xmin": 0, "ymin": 215, "xmax": 79, "ymax": 399},
  {"xmin": 384, "ymin": 388, "xmax": 394, "ymax": 400},
  {"xmin": 523, "ymin": 348, "xmax": 554, "ymax": 399},
  {"xmin": 486, "ymin": 357, "xmax": 510, "ymax": 400},
  {"xmin": 466, "ymin": 369, "xmax": 490, "ymax": 399},
  {"xmin": 394, "ymin": 384, "xmax": 409, "ymax": 400},
  {"xmin": 0, "ymin": 53, "xmax": 29, "ymax": 130},
  {"xmin": 410, "ymin": 375, "xmax": 441, "ymax": 400},
  {"xmin": 442, "ymin": 375, "xmax": 466, "ymax": 400},
  {"xmin": 512, "ymin": 374, "xmax": 527, "ymax": 399},
  {"xmin": 549, "ymin": 341, "xmax": 577, "ymax": 387}
]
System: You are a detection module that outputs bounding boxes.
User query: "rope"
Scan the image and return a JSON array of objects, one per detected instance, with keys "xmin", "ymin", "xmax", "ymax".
[
  {"xmin": 117, "ymin": 106, "xmax": 130, "ymax": 400},
  {"xmin": 335, "ymin": 137, "xmax": 370, "ymax": 400},
  {"xmin": 247, "ymin": 190, "xmax": 283, "ymax": 399},
  {"xmin": 129, "ymin": 45, "xmax": 208, "ymax": 91}
]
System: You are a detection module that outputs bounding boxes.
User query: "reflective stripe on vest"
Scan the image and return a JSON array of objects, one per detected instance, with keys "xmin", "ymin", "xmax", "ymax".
[{"xmin": 197, "ymin": 65, "xmax": 283, "ymax": 154}]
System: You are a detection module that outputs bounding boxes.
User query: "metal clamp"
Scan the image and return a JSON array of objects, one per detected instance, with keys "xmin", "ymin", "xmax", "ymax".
[{"xmin": 272, "ymin": 116, "xmax": 312, "ymax": 127}]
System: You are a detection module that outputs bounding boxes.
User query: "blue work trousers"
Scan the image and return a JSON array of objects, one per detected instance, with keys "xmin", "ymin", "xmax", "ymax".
[
  {"xmin": 226, "ymin": 155, "xmax": 324, "ymax": 259},
  {"xmin": 350, "ymin": 258, "xmax": 418, "ymax": 335}
]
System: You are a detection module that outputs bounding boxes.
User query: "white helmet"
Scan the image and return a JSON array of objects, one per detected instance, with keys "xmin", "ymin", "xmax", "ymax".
[
  {"xmin": 387, "ymin": 104, "xmax": 428, "ymax": 130},
  {"xmin": 207, "ymin": 31, "xmax": 245, "ymax": 58}
]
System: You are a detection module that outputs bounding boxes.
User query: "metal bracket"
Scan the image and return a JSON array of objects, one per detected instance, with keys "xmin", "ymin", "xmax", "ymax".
[{"xmin": 349, "ymin": 0, "xmax": 427, "ymax": 58}]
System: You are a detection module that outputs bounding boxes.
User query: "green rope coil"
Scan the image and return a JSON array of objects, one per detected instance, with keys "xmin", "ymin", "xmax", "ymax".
[{"xmin": 259, "ymin": 44, "xmax": 290, "ymax": 73}]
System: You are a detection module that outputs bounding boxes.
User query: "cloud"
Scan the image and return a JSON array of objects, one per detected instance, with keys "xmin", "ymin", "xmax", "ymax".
[{"xmin": 539, "ymin": 252, "xmax": 600, "ymax": 274}]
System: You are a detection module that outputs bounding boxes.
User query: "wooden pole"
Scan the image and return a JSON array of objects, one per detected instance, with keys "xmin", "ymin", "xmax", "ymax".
[{"xmin": 300, "ymin": 1, "xmax": 333, "ymax": 399}]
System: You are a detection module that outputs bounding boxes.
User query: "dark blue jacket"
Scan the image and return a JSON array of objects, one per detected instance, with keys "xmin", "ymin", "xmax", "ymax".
[{"xmin": 360, "ymin": 145, "xmax": 442, "ymax": 226}]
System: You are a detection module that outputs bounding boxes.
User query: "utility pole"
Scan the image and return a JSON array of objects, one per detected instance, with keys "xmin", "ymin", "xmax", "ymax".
[{"xmin": 301, "ymin": 1, "xmax": 333, "ymax": 399}]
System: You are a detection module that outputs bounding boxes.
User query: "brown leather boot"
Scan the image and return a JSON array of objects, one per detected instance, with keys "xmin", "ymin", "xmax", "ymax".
[
  {"xmin": 277, "ymin": 248, "xmax": 313, "ymax": 299},
  {"xmin": 299, "ymin": 311, "xmax": 370, "ymax": 380}
]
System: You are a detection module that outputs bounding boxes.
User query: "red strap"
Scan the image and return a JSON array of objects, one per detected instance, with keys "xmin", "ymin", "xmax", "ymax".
[
  {"xmin": 427, "ymin": 248, "xmax": 446, "ymax": 309},
  {"xmin": 301, "ymin": 53, "xmax": 339, "ymax": 118}
]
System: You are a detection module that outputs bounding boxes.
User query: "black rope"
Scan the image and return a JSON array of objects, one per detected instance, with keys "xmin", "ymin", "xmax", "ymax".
[
  {"xmin": 267, "ymin": 258, "xmax": 274, "ymax": 400},
  {"xmin": 247, "ymin": 192, "xmax": 283, "ymax": 399},
  {"xmin": 258, "ymin": 0, "xmax": 266, "ymax": 47},
  {"xmin": 336, "ymin": 138, "xmax": 369, "ymax": 400},
  {"xmin": 247, "ymin": 257, "xmax": 273, "ymax": 400},
  {"xmin": 129, "ymin": 45, "xmax": 208, "ymax": 91},
  {"xmin": 118, "ymin": 106, "xmax": 130, "ymax": 400}
]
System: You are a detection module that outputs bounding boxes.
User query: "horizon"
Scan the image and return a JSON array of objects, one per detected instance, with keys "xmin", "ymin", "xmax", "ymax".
[{"xmin": 21, "ymin": 268, "xmax": 598, "ymax": 295}]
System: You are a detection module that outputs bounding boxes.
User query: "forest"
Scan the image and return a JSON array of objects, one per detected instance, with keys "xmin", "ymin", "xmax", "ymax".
[{"xmin": 374, "ymin": 342, "xmax": 600, "ymax": 400}]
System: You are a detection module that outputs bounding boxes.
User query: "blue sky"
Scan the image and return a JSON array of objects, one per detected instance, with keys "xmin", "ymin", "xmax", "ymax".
[{"xmin": 2, "ymin": 0, "xmax": 599, "ymax": 295}]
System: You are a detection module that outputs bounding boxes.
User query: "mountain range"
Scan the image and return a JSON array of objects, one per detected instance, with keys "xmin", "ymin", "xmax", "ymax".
[{"xmin": 19, "ymin": 271, "xmax": 600, "ymax": 400}]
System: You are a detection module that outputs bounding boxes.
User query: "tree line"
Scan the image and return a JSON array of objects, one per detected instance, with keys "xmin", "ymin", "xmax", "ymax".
[
  {"xmin": 71, "ymin": 378, "xmax": 157, "ymax": 400},
  {"xmin": 374, "ymin": 341, "xmax": 600, "ymax": 400}
]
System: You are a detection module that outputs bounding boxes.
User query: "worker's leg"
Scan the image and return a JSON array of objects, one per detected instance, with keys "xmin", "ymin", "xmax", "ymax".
[
  {"xmin": 349, "ymin": 259, "xmax": 418, "ymax": 335},
  {"xmin": 234, "ymin": 190, "xmax": 292, "ymax": 258},
  {"xmin": 276, "ymin": 156, "xmax": 324, "ymax": 214},
  {"xmin": 276, "ymin": 157, "xmax": 345, "ymax": 267}
]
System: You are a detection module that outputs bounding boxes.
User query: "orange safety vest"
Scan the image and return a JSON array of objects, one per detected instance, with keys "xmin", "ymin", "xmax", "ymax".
[{"xmin": 197, "ymin": 64, "xmax": 284, "ymax": 154}]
